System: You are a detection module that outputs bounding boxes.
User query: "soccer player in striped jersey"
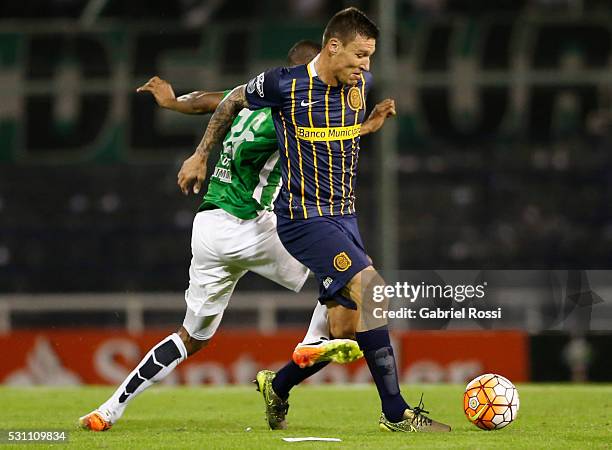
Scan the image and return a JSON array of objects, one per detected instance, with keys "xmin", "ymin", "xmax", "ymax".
[
  {"xmin": 79, "ymin": 40, "xmax": 394, "ymax": 432},
  {"xmin": 178, "ymin": 8, "xmax": 451, "ymax": 433}
]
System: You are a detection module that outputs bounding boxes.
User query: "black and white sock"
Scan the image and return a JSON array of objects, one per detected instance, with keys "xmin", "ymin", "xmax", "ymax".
[{"xmin": 98, "ymin": 333, "xmax": 187, "ymax": 423}]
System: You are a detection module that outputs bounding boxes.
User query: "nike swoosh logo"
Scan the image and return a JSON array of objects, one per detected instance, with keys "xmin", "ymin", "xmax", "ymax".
[
  {"xmin": 469, "ymin": 405, "xmax": 487, "ymax": 421},
  {"xmin": 300, "ymin": 100, "xmax": 320, "ymax": 107}
]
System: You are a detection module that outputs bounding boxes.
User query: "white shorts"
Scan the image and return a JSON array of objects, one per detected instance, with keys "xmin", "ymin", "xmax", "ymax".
[{"xmin": 182, "ymin": 209, "xmax": 310, "ymax": 338}]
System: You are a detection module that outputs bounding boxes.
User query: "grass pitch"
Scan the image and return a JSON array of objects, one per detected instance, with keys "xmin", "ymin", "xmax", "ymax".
[{"xmin": 0, "ymin": 384, "xmax": 610, "ymax": 449}]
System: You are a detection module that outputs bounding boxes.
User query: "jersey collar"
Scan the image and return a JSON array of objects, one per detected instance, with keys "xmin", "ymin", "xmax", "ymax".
[{"xmin": 307, "ymin": 54, "xmax": 320, "ymax": 78}]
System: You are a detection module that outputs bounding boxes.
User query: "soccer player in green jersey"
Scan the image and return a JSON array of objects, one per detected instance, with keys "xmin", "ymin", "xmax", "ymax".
[
  {"xmin": 79, "ymin": 40, "xmax": 395, "ymax": 432},
  {"xmin": 178, "ymin": 8, "xmax": 451, "ymax": 433}
]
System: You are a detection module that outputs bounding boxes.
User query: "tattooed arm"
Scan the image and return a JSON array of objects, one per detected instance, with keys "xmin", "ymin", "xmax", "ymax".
[{"xmin": 177, "ymin": 85, "xmax": 249, "ymax": 195}]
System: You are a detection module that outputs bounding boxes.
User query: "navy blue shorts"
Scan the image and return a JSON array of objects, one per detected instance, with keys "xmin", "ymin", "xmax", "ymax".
[{"xmin": 276, "ymin": 214, "xmax": 371, "ymax": 309}]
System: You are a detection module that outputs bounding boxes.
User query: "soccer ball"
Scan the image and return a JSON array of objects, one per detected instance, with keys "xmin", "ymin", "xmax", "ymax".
[{"xmin": 463, "ymin": 373, "xmax": 519, "ymax": 430}]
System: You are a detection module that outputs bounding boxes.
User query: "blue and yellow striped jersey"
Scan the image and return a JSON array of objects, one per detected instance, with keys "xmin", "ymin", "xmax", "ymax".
[{"xmin": 245, "ymin": 56, "xmax": 372, "ymax": 219}]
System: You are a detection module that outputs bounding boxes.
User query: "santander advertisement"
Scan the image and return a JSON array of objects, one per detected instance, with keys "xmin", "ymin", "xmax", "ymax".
[{"xmin": 0, "ymin": 330, "xmax": 527, "ymax": 386}]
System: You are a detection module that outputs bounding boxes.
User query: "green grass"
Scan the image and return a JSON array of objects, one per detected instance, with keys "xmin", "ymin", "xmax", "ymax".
[{"xmin": 0, "ymin": 384, "xmax": 611, "ymax": 449}]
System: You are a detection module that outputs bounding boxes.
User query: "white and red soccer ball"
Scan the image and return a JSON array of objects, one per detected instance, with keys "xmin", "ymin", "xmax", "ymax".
[{"xmin": 463, "ymin": 373, "xmax": 520, "ymax": 430}]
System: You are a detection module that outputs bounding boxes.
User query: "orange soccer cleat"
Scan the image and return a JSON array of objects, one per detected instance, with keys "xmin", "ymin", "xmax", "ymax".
[
  {"xmin": 292, "ymin": 339, "xmax": 363, "ymax": 368},
  {"xmin": 78, "ymin": 410, "xmax": 112, "ymax": 432}
]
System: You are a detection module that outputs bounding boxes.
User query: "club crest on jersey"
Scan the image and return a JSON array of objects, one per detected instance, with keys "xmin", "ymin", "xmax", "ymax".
[
  {"xmin": 333, "ymin": 252, "xmax": 352, "ymax": 272},
  {"xmin": 347, "ymin": 86, "xmax": 363, "ymax": 111}
]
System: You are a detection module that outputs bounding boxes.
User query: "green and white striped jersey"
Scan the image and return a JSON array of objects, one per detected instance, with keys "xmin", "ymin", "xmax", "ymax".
[{"xmin": 199, "ymin": 106, "xmax": 282, "ymax": 220}]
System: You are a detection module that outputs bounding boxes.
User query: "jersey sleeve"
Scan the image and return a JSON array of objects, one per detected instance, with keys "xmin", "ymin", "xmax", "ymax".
[
  {"xmin": 362, "ymin": 71, "xmax": 374, "ymax": 98},
  {"xmin": 245, "ymin": 67, "xmax": 283, "ymax": 110}
]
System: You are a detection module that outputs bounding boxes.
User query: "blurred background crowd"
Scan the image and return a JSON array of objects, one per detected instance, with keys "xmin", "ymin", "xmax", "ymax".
[
  {"xmin": 2, "ymin": 0, "xmax": 612, "ymax": 293},
  {"xmin": 0, "ymin": 0, "xmax": 611, "ymax": 384}
]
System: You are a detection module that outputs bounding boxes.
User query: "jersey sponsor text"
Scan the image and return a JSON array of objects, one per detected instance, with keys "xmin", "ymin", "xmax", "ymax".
[{"xmin": 296, "ymin": 124, "xmax": 361, "ymax": 142}]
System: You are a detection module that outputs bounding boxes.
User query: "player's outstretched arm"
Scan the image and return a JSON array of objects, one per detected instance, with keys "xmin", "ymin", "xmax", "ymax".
[
  {"xmin": 137, "ymin": 76, "xmax": 224, "ymax": 114},
  {"xmin": 177, "ymin": 85, "xmax": 249, "ymax": 195},
  {"xmin": 360, "ymin": 98, "xmax": 396, "ymax": 136}
]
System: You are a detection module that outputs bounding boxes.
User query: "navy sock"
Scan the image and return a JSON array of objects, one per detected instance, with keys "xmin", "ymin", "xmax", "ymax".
[
  {"xmin": 272, "ymin": 361, "xmax": 329, "ymax": 399},
  {"xmin": 356, "ymin": 326, "xmax": 409, "ymax": 423}
]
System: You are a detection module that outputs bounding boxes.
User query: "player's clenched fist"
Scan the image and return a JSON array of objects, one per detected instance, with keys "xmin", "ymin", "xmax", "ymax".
[
  {"xmin": 372, "ymin": 98, "xmax": 396, "ymax": 118},
  {"xmin": 137, "ymin": 76, "xmax": 176, "ymax": 109},
  {"xmin": 361, "ymin": 98, "xmax": 396, "ymax": 135},
  {"xmin": 177, "ymin": 153, "xmax": 207, "ymax": 195}
]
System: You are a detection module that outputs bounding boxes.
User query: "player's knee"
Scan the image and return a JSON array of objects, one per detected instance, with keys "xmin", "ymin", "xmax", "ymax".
[
  {"xmin": 359, "ymin": 268, "xmax": 386, "ymax": 306},
  {"xmin": 362, "ymin": 266, "xmax": 384, "ymax": 288}
]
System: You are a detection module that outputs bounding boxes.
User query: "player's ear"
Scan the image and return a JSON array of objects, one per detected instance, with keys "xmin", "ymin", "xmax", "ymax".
[{"xmin": 328, "ymin": 38, "xmax": 342, "ymax": 56}]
